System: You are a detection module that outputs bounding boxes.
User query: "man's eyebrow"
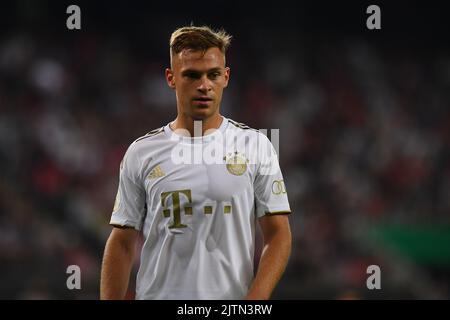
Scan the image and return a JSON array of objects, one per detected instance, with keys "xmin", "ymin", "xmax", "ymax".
[
  {"xmin": 181, "ymin": 67, "xmax": 222, "ymax": 75},
  {"xmin": 207, "ymin": 67, "xmax": 222, "ymax": 73},
  {"xmin": 181, "ymin": 69, "xmax": 199, "ymax": 75}
]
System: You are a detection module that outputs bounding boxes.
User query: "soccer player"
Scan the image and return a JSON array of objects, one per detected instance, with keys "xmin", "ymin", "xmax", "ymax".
[{"xmin": 100, "ymin": 26, "xmax": 292, "ymax": 300}]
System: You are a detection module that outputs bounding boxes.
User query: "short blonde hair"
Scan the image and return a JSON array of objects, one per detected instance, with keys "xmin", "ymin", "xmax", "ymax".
[{"xmin": 170, "ymin": 26, "xmax": 232, "ymax": 58}]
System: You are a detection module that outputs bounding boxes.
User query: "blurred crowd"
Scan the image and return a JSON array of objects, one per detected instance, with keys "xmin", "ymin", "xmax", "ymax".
[{"xmin": 1, "ymin": 4, "xmax": 450, "ymax": 299}]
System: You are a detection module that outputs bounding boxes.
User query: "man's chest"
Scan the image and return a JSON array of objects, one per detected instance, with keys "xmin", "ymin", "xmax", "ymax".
[{"xmin": 144, "ymin": 157, "xmax": 254, "ymax": 204}]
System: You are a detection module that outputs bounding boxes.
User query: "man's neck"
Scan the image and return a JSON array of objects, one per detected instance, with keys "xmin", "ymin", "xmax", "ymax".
[{"xmin": 170, "ymin": 114, "xmax": 223, "ymax": 137}]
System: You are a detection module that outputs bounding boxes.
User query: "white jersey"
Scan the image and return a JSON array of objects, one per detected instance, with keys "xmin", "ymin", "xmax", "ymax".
[{"xmin": 110, "ymin": 117, "xmax": 291, "ymax": 299}]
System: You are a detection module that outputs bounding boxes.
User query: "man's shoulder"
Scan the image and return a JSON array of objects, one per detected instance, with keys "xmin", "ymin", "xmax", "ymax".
[
  {"xmin": 226, "ymin": 118, "xmax": 270, "ymax": 142},
  {"xmin": 227, "ymin": 118, "xmax": 259, "ymax": 132},
  {"xmin": 124, "ymin": 126, "xmax": 166, "ymax": 157},
  {"xmin": 133, "ymin": 126, "xmax": 166, "ymax": 144}
]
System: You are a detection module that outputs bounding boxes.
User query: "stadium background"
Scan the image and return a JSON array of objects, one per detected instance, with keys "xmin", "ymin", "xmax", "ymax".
[{"xmin": 0, "ymin": 0, "xmax": 449, "ymax": 299}]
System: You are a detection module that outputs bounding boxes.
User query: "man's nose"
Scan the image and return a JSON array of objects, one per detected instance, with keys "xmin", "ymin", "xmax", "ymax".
[{"xmin": 197, "ymin": 75, "xmax": 211, "ymax": 92}]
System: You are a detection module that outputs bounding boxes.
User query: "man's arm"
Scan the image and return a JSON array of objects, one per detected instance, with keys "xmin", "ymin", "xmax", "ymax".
[
  {"xmin": 246, "ymin": 214, "xmax": 292, "ymax": 300},
  {"xmin": 100, "ymin": 226, "xmax": 139, "ymax": 299}
]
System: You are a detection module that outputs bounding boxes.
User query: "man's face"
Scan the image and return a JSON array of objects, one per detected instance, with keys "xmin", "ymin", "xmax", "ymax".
[{"xmin": 166, "ymin": 47, "xmax": 230, "ymax": 120}]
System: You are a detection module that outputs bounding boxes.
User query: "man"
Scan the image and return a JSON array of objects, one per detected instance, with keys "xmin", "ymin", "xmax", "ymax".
[{"xmin": 100, "ymin": 26, "xmax": 292, "ymax": 300}]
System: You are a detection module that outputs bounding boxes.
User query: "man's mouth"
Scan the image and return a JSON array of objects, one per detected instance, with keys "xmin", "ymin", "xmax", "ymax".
[
  {"xmin": 193, "ymin": 97, "xmax": 213, "ymax": 102},
  {"xmin": 193, "ymin": 97, "xmax": 213, "ymax": 107}
]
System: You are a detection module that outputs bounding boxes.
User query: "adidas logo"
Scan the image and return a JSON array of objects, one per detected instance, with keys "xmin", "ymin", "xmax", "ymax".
[{"xmin": 148, "ymin": 165, "xmax": 165, "ymax": 179}]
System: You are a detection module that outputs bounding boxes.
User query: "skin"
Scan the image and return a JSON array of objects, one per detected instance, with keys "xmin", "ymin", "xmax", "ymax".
[
  {"xmin": 165, "ymin": 47, "xmax": 230, "ymax": 136},
  {"xmin": 100, "ymin": 227, "xmax": 138, "ymax": 299},
  {"xmin": 246, "ymin": 215, "xmax": 292, "ymax": 300},
  {"xmin": 100, "ymin": 46, "xmax": 292, "ymax": 300}
]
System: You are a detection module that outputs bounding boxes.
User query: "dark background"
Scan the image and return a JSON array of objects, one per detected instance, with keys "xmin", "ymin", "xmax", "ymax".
[{"xmin": 0, "ymin": 0, "xmax": 449, "ymax": 299}]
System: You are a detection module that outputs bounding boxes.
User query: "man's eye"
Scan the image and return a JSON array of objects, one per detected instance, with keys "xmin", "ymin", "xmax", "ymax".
[
  {"xmin": 185, "ymin": 73, "xmax": 200, "ymax": 79},
  {"xmin": 209, "ymin": 72, "xmax": 221, "ymax": 79}
]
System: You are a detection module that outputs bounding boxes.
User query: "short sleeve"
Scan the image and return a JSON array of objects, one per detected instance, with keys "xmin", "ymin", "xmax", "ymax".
[
  {"xmin": 110, "ymin": 143, "xmax": 146, "ymax": 230},
  {"xmin": 254, "ymin": 135, "xmax": 291, "ymax": 218}
]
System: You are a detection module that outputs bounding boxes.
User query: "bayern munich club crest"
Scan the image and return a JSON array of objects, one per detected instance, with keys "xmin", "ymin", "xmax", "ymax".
[{"xmin": 223, "ymin": 151, "xmax": 249, "ymax": 176}]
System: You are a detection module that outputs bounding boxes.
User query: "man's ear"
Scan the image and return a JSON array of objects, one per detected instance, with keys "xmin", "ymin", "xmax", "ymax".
[
  {"xmin": 223, "ymin": 67, "xmax": 230, "ymax": 88},
  {"xmin": 165, "ymin": 68, "xmax": 176, "ymax": 89}
]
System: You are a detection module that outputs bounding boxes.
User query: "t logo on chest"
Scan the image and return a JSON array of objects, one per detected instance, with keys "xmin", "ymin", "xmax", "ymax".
[{"xmin": 161, "ymin": 189, "xmax": 232, "ymax": 228}]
